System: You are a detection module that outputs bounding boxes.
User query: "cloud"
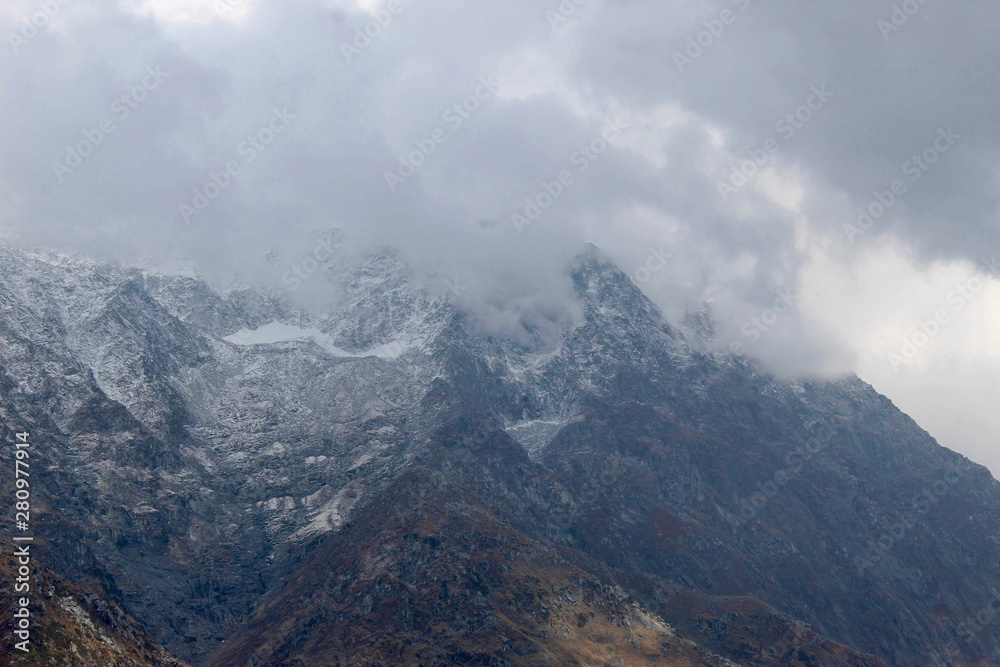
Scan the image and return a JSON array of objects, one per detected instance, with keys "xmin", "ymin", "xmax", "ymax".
[{"xmin": 1, "ymin": 0, "xmax": 998, "ymax": 473}]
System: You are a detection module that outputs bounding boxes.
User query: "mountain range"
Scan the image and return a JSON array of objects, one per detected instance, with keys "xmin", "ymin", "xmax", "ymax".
[{"xmin": 0, "ymin": 242, "xmax": 997, "ymax": 666}]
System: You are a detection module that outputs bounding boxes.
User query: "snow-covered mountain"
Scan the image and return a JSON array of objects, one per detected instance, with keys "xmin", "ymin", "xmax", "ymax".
[{"xmin": 0, "ymin": 244, "xmax": 997, "ymax": 666}]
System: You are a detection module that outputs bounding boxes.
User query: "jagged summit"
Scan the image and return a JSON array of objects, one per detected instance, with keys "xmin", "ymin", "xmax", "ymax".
[{"xmin": 0, "ymin": 243, "xmax": 997, "ymax": 666}]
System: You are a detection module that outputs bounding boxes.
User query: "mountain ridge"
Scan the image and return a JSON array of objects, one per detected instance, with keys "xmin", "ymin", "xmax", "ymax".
[{"xmin": 0, "ymin": 243, "xmax": 996, "ymax": 665}]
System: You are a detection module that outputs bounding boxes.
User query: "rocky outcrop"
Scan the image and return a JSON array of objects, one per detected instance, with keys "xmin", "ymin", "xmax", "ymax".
[{"xmin": 0, "ymin": 552, "xmax": 188, "ymax": 666}]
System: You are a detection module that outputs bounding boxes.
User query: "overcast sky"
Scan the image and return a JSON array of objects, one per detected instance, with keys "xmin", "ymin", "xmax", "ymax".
[{"xmin": 1, "ymin": 0, "xmax": 998, "ymax": 476}]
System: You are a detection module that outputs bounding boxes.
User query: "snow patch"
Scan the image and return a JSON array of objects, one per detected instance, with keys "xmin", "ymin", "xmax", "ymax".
[
  {"xmin": 505, "ymin": 418, "xmax": 575, "ymax": 458},
  {"xmin": 224, "ymin": 321, "xmax": 422, "ymax": 359},
  {"xmin": 294, "ymin": 483, "xmax": 362, "ymax": 538},
  {"xmin": 260, "ymin": 496, "xmax": 297, "ymax": 512}
]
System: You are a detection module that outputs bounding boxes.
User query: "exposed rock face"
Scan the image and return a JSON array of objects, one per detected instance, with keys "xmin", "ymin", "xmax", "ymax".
[
  {"xmin": 0, "ymin": 538, "xmax": 188, "ymax": 665},
  {"xmin": 0, "ymin": 245, "xmax": 996, "ymax": 666}
]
